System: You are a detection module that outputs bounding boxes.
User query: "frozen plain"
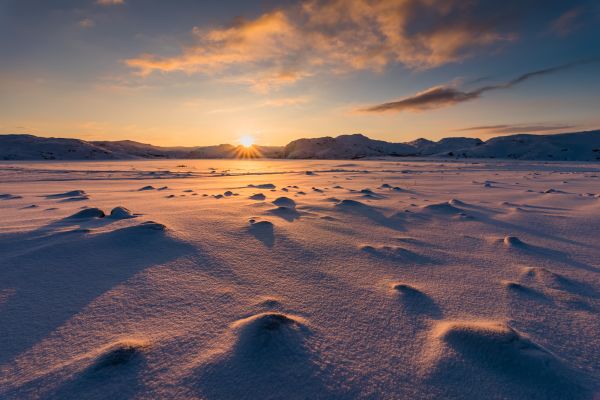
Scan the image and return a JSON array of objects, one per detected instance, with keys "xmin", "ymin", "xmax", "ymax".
[{"xmin": 1, "ymin": 158, "xmax": 599, "ymax": 399}]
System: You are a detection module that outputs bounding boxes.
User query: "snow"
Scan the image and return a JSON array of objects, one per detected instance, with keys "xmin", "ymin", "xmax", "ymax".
[
  {"xmin": 0, "ymin": 158, "xmax": 599, "ymax": 399},
  {"xmin": 284, "ymin": 131, "xmax": 600, "ymax": 160},
  {"xmin": 456, "ymin": 131, "xmax": 600, "ymax": 161}
]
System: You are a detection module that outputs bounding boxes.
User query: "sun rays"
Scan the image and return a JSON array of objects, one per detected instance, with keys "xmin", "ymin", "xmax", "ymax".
[{"xmin": 233, "ymin": 144, "xmax": 261, "ymax": 158}]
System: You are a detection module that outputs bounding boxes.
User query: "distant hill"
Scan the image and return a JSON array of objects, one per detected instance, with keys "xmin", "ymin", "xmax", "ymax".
[
  {"xmin": 286, "ymin": 131, "xmax": 599, "ymax": 160},
  {"xmin": 454, "ymin": 131, "xmax": 600, "ymax": 161},
  {"xmin": 0, "ymin": 135, "xmax": 283, "ymax": 160},
  {"xmin": 283, "ymin": 134, "xmax": 416, "ymax": 159},
  {"xmin": 283, "ymin": 134, "xmax": 484, "ymax": 159},
  {"xmin": 1, "ymin": 130, "xmax": 599, "ymax": 161}
]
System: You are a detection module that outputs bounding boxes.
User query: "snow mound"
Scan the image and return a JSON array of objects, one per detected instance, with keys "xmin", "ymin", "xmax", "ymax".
[
  {"xmin": 138, "ymin": 185, "xmax": 155, "ymax": 191},
  {"xmin": 361, "ymin": 245, "xmax": 433, "ymax": 264},
  {"xmin": 131, "ymin": 221, "xmax": 166, "ymax": 231},
  {"xmin": 503, "ymin": 235, "xmax": 526, "ymax": 247},
  {"xmin": 335, "ymin": 199, "xmax": 367, "ymax": 209},
  {"xmin": 248, "ymin": 183, "xmax": 276, "ymax": 189},
  {"xmin": 249, "ymin": 193, "xmax": 266, "ymax": 200},
  {"xmin": 544, "ymin": 188, "xmax": 566, "ymax": 194},
  {"xmin": 521, "ymin": 267, "xmax": 597, "ymax": 297},
  {"xmin": 58, "ymin": 195, "xmax": 90, "ymax": 202},
  {"xmin": 91, "ymin": 339, "xmax": 149, "ymax": 373},
  {"xmin": 335, "ymin": 200, "xmax": 404, "ymax": 230},
  {"xmin": 231, "ymin": 312, "xmax": 308, "ymax": 348},
  {"xmin": 392, "ymin": 282, "xmax": 422, "ymax": 294},
  {"xmin": 190, "ymin": 313, "xmax": 324, "ymax": 399},
  {"xmin": 433, "ymin": 321, "xmax": 545, "ymax": 360},
  {"xmin": 109, "ymin": 206, "xmax": 135, "ymax": 219},
  {"xmin": 448, "ymin": 198, "xmax": 468, "ymax": 207},
  {"xmin": 67, "ymin": 207, "xmax": 105, "ymax": 219},
  {"xmin": 272, "ymin": 196, "xmax": 296, "ymax": 209},
  {"xmin": 426, "ymin": 320, "xmax": 590, "ymax": 398},
  {"xmin": 46, "ymin": 190, "xmax": 87, "ymax": 199},
  {"xmin": 522, "ymin": 267, "xmax": 562, "ymax": 284},
  {"xmin": 248, "ymin": 220, "xmax": 275, "ymax": 246},
  {"xmin": 502, "ymin": 280, "xmax": 529, "ymax": 291},
  {"xmin": 0, "ymin": 193, "xmax": 23, "ymax": 200},
  {"xmin": 421, "ymin": 201, "xmax": 463, "ymax": 214},
  {"xmin": 391, "ymin": 283, "xmax": 441, "ymax": 316},
  {"xmin": 501, "ymin": 280, "xmax": 545, "ymax": 299}
]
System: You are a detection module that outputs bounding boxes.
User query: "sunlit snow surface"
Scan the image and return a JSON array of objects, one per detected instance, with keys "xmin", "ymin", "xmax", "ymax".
[{"xmin": 1, "ymin": 159, "xmax": 599, "ymax": 399}]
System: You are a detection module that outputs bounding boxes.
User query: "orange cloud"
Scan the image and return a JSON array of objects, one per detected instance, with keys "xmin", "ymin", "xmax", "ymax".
[
  {"xmin": 125, "ymin": 0, "xmax": 514, "ymax": 90},
  {"xmin": 126, "ymin": 11, "xmax": 300, "ymax": 82}
]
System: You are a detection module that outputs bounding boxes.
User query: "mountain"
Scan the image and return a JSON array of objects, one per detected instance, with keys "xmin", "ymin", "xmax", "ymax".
[
  {"xmin": 450, "ymin": 131, "xmax": 600, "ymax": 161},
  {"xmin": 417, "ymin": 137, "xmax": 483, "ymax": 156},
  {"xmin": 284, "ymin": 134, "xmax": 484, "ymax": 159},
  {"xmin": 283, "ymin": 131, "xmax": 599, "ymax": 160},
  {"xmin": 0, "ymin": 135, "xmax": 283, "ymax": 160},
  {"xmin": 89, "ymin": 140, "xmax": 190, "ymax": 159},
  {"xmin": 283, "ymin": 134, "xmax": 414, "ymax": 159},
  {"xmin": 0, "ymin": 130, "xmax": 599, "ymax": 161},
  {"xmin": 0, "ymin": 134, "xmax": 124, "ymax": 160}
]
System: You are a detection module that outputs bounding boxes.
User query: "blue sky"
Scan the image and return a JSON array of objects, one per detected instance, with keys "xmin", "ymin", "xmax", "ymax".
[{"xmin": 1, "ymin": 0, "xmax": 599, "ymax": 145}]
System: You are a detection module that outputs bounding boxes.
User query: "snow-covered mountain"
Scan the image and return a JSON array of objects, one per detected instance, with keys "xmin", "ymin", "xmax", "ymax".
[
  {"xmin": 0, "ymin": 135, "xmax": 283, "ymax": 160},
  {"xmin": 283, "ymin": 134, "xmax": 483, "ymax": 159},
  {"xmin": 450, "ymin": 131, "xmax": 600, "ymax": 161},
  {"xmin": 283, "ymin": 131, "xmax": 599, "ymax": 160},
  {"xmin": 0, "ymin": 135, "xmax": 125, "ymax": 160},
  {"xmin": 417, "ymin": 137, "xmax": 483, "ymax": 156},
  {"xmin": 1, "ymin": 130, "xmax": 599, "ymax": 161},
  {"xmin": 283, "ymin": 134, "xmax": 415, "ymax": 159}
]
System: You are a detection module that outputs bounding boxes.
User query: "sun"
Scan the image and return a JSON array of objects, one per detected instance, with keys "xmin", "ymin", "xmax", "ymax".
[{"xmin": 239, "ymin": 135, "xmax": 255, "ymax": 148}]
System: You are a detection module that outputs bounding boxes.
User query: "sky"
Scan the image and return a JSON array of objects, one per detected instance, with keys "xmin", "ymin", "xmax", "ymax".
[{"xmin": 1, "ymin": 0, "xmax": 599, "ymax": 146}]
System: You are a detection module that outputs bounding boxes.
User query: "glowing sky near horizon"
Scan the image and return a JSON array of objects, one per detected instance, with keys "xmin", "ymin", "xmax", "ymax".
[{"xmin": 1, "ymin": 0, "xmax": 599, "ymax": 146}]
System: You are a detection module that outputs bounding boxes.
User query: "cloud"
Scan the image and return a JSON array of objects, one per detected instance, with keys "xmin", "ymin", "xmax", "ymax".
[
  {"xmin": 78, "ymin": 18, "xmax": 95, "ymax": 28},
  {"xmin": 551, "ymin": 7, "xmax": 584, "ymax": 36},
  {"xmin": 361, "ymin": 86, "xmax": 480, "ymax": 113},
  {"xmin": 125, "ymin": 0, "xmax": 514, "ymax": 90},
  {"xmin": 457, "ymin": 123, "xmax": 577, "ymax": 134},
  {"xmin": 262, "ymin": 96, "xmax": 310, "ymax": 107},
  {"xmin": 183, "ymin": 96, "xmax": 310, "ymax": 115},
  {"xmin": 126, "ymin": 10, "xmax": 303, "ymax": 91},
  {"xmin": 96, "ymin": 0, "xmax": 125, "ymax": 5},
  {"xmin": 361, "ymin": 60, "xmax": 597, "ymax": 113}
]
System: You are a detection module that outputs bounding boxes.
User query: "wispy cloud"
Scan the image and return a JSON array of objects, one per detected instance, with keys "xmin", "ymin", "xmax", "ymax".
[
  {"xmin": 551, "ymin": 7, "xmax": 584, "ymax": 36},
  {"xmin": 96, "ymin": 0, "xmax": 125, "ymax": 5},
  {"xmin": 360, "ymin": 86, "xmax": 479, "ymax": 113},
  {"xmin": 262, "ymin": 96, "xmax": 310, "ymax": 107},
  {"xmin": 361, "ymin": 60, "xmax": 597, "ymax": 113},
  {"xmin": 78, "ymin": 18, "xmax": 95, "ymax": 28},
  {"xmin": 125, "ymin": 0, "xmax": 514, "ymax": 91},
  {"xmin": 183, "ymin": 96, "xmax": 310, "ymax": 114},
  {"xmin": 457, "ymin": 123, "xmax": 577, "ymax": 134}
]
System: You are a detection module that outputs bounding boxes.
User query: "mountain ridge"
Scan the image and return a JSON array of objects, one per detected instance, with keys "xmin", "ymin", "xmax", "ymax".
[{"xmin": 1, "ymin": 130, "xmax": 599, "ymax": 161}]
